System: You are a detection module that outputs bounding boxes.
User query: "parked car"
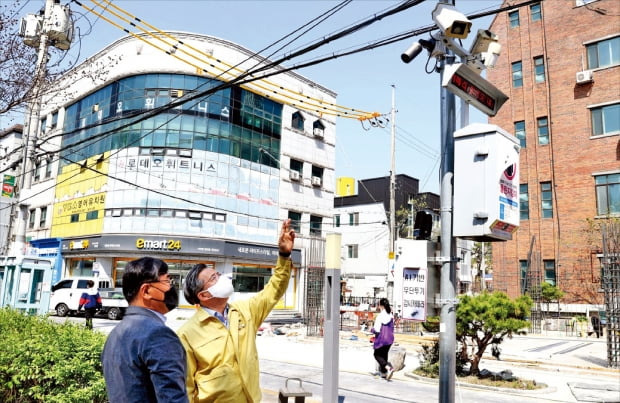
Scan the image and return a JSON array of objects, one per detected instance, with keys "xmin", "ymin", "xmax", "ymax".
[{"xmin": 49, "ymin": 277, "xmax": 128, "ymax": 320}]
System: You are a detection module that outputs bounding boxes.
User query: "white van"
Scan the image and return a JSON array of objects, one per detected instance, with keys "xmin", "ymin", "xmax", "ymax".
[{"xmin": 49, "ymin": 277, "xmax": 126, "ymax": 320}]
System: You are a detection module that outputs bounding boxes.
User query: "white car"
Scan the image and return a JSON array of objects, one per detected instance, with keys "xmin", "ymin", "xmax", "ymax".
[{"xmin": 49, "ymin": 277, "xmax": 127, "ymax": 320}]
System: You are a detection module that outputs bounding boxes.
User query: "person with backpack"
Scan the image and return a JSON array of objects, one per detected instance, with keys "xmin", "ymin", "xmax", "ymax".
[{"xmin": 78, "ymin": 280, "xmax": 102, "ymax": 330}]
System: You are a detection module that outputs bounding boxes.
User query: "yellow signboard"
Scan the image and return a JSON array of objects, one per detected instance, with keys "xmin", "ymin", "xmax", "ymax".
[{"xmin": 51, "ymin": 153, "xmax": 109, "ymax": 237}]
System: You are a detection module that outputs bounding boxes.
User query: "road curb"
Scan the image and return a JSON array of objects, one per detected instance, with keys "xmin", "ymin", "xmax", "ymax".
[{"xmin": 403, "ymin": 372, "xmax": 557, "ymax": 395}]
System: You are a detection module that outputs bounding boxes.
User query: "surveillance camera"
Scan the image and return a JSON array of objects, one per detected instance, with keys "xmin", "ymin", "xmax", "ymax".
[
  {"xmin": 401, "ymin": 42, "xmax": 424, "ymax": 64},
  {"xmin": 432, "ymin": 3, "xmax": 472, "ymax": 39},
  {"xmin": 470, "ymin": 29, "xmax": 499, "ymax": 55},
  {"xmin": 401, "ymin": 38, "xmax": 436, "ymax": 63}
]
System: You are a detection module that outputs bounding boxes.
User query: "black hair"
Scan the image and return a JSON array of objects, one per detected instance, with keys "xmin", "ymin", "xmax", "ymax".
[
  {"xmin": 184, "ymin": 263, "xmax": 209, "ymax": 305},
  {"xmin": 379, "ymin": 298, "xmax": 392, "ymax": 314},
  {"xmin": 86, "ymin": 280, "xmax": 95, "ymax": 288},
  {"xmin": 122, "ymin": 257, "xmax": 168, "ymax": 303}
]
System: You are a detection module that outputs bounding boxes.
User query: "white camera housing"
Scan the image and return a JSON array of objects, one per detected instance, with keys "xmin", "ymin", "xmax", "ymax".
[
  {"xmin": 470, "ymin": 29, "xmax": 502, "ymax": 68},
  {"xmin": 432, "ymin": 3, "xmax": 472, "ymax": 39}
]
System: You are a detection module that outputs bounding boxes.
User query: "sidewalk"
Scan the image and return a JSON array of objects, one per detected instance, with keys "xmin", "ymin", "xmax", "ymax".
[{"xmin": 165, "ymin": 309, "xmax": 619, "ymax": 402}]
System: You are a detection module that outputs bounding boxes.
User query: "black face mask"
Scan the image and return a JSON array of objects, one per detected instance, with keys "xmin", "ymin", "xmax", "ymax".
[{"xmin": 150, "ymin": 284, "xmax": 179, "ymax": 312}]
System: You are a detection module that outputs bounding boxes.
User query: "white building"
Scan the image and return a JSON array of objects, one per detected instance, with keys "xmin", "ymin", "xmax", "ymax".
[{"xmin": 2, "ymin": 31, "xmax": 338, "ymax": 315}]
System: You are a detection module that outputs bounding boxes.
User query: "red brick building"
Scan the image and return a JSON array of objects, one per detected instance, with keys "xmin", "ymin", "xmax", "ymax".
[{"xmin": 486, "ymin": 0, "xmax": 619, "ymax": 306}]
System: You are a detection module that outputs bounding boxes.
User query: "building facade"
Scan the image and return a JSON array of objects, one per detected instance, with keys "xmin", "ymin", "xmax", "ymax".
[
  {"xmin": 334, "ymin": 174, "xmax": 441, "ymax": 301},
  {"xmin": 487, "ymin": 0, "xmax": 619, "ymax": 307},
  {"xmin": 3, "ymin": 32, "xmax": 337, "ymax": 312}
]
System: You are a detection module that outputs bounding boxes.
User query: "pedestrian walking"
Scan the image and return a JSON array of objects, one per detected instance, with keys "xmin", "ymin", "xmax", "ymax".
[
  {"xmin": 101, "ymin": 257, "xmax": 188, "ymax": 403},
  {"xmin": 372, "ymin": 298, "xmax": 395, "ymax": 380},
  {"xmin": 591, "ymin": 315, "xmax": 602, "ymax": 338},
  {"xmin": 78, "ymin": 280, "xmax": 102, "ymax": 330},
  {"xmin": 177, "ymin": 219, "xmax": 295, "ymax": 402}
]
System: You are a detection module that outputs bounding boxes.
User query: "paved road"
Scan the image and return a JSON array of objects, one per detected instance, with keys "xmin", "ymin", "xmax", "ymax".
[{"xmin": 51, "ymin": 311, "xmax": 620, "ymax": 402}]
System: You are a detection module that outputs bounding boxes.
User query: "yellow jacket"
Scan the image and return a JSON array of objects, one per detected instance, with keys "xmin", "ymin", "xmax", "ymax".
[{"xmin": 177, "ymin": 256, "xmax": 292, "ymax": 402}]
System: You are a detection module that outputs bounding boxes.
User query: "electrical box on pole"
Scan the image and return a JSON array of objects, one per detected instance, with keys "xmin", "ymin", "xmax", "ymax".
[{"xmin": 453, "ymin": 123, "xmax": 520, "ymax": 241}]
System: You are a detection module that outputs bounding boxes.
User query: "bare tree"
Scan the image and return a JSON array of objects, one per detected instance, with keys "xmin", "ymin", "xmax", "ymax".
[{"xmin": 0, "ymin": 1, "xmax": 39, "ymax": 120}]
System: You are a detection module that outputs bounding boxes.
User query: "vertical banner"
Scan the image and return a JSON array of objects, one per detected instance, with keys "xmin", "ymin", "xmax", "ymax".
[
  {"xmin": 2, "ymin": 175, "xmax": 16, "ymax": 197},
  {"xmin": 402, "ymin": 266, "xmax": 427, "ymax": 321}
]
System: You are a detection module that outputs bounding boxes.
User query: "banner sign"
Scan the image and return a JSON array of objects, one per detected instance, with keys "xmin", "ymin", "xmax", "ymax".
[
  {"xmin": 402, "ymin": 267, "xmax": 427, "ymax": 321},
  {"xmin": 2, "ymin": 175, "xmax": 15, "ymax": 197}
]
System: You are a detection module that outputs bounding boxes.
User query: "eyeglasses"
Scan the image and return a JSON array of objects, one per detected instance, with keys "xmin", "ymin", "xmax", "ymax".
[{"xmin": 146, "ymin": 279, "xmax": 176, "ymax": 287}]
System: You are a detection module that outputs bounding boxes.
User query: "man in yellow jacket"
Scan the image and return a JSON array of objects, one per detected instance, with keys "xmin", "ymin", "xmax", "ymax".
[{"xmin": 177, "ymin": 219, "xmax": 295, "ymax": 402}]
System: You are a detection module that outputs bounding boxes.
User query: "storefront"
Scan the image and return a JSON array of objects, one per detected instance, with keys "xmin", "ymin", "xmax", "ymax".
[{"xmin": 60, "ymin": 235, "xmax": 302, "ymax": 309}]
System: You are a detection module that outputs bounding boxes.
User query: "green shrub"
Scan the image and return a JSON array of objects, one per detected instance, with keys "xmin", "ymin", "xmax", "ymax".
[
  {"xmin": 422, "ymin": 316, "xmax": 440, "ymax": 332},
  {"xmin": 0, "ymin": 308, "xmax": 107, "ymax": 402}
]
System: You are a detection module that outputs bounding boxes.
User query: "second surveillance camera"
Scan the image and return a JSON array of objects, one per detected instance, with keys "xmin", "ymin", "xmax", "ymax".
[{"xmin": 432, "ymin": 3, "xmax": 472, "ymax": 40}]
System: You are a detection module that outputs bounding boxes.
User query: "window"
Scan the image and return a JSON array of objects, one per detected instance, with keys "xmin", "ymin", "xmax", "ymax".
[
  {"xmin": 541, "ymin": 182, "xmax": 553, "ymax": 218},
  {"xmin": 28, "ymin": 209, "xmax": 35, "ymax": 229},
  {"xmin": 86, "ymin": 210, "xmax": 98, "ymax": 220},
  {"xmin": 537, "ymin": 117, "xmax": 549, "ymax": 145},
  {"xmin": 349, "ymin": 212, "xmax": 359, "ymax": 226},
  {"xmin": 288, "ymin": 211, "xmax": 302, "ymax": 233},
  {"xmin": 233, "ymin": 265, "xmax": 273, "ymax": 293},
  {"xmin": 533, "ymin": 56, "xmax": 545, "ymax": 83},
  {"xmin": 347, "ymin": 244, "xmax": 359, "ymax": 259},
  {"xmin": 520, "ymin": 184, "xmax": 529, "ymax": 220},
  {"xmin": 587, "ymin": 36, "xmax": 620, "ymax": 69},
  {"xmin": 289, "ymin": 158, "xmax": 303, "ymax": 174},
  {"xmin": 40, "ymin": 117, "xmax": 47, "ymax": 134},
  {"xmin": 309, "ymin": 215, "xmax": 322, "ymax": 236},
  {"xmin": 514, "ymin": 121, "xmax": 526, "ymax": 148},
  {"xmin": 311, "ymin": 165, "xmax": 324, "ymax": 180},
  {"xmin": 595, "ymin": 173, "xmax": 620, "ymax": 215},
  {"xmin": 591, "ymin": 103, "xmax": 620, "ymax": 136},
  {"xmin": 512, "ymin": 61, "xmax": 523, "ymax": 87},
  {"xmin": 312, "ymin": 120, "xmax": 325, "ymax": 137},
  {"xmin": 51, "ymin": 111, "xmax": 58, "ymax": 129},
  {"xmin": 45, "ymin": 159, "xmax": 53, "ymax": 178},
  {"xmin": 39, "ymin": 206, "xmax": 47, "ymax": 227},
  {"xmin": 530, "ymin": 3, "xmax": 541, "ymax": 21},
  {"xmin": 334, "ymin": 214, "xmax": 340, "ymax": 228},
  {"xmin": 70, "ymin": 213, "xmax": 80, "ymax": 223},
  {"xmin": 543, "ymin": 260, "xmax": 556, "ymax": 285},
  {"xmin": 509, "ymin": 10, "xmax": 520, "ymax": 28},
  {"xmin": 291, "ymin": 111, "xmax": 304, "ymax": 131},
  {"xmin": 33, "ymin": 161, "xmax": 41, "ymax": 182},
  {"xmin": 520, "ymin": 260, "xmax": 528, "ymax": 294}
]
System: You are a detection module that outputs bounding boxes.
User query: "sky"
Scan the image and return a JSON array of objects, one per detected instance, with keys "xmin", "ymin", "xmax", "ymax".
[{"xmin": 5, "ymin": 0, "xmax": 503, "ymax": 194}]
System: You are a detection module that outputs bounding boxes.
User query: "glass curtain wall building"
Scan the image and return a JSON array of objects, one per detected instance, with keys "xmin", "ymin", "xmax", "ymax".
[{"xmin": 15, "ymin": 32, "xmax": 337, "ymax": 310}]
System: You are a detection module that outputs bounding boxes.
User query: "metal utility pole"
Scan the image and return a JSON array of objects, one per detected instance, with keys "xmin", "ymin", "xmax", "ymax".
[
  {"xmin": 480, "ymin": 242, "xmax": 486, "ymax": 291},
  {"xmin": 438, "ymin": 52, "xmax": 457, "ymax": 403},
  {"xmin": 7, "ymin": 0, "xmax": 54, "ymax": 256},
  {"xmin": 389, "ymin": 85, "xmax": 396, "ymax": 259}
]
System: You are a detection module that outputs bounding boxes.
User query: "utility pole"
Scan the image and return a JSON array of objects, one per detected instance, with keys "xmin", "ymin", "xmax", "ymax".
[
  {"xmin": 400, "ymin": 2, "xmax": 509, "ymax": 402},
  {"xmin": 389, "ymin": 85, "xmax": 396, "ymax": 256},
  {"xmin": 7, "ymin": 0, "xmax": 54, "ymax": 256},
  {"xmin": 438, "ymin": 51, "xmax": 457, "ymax": 403},
  {"xmin": 480, "ymin": 242, "xmax": 486, "ymax": 291}
]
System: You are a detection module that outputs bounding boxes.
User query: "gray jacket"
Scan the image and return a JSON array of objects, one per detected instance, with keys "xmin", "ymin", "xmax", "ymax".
[{"xmin": 102, "ymin": 306, "xmax": 188, "ymax": 403}]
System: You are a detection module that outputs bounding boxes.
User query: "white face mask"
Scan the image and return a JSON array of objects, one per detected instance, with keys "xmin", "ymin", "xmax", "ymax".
[{"xmin": 207, "ymin": 275, "xmax": 234, "ymax": 299}]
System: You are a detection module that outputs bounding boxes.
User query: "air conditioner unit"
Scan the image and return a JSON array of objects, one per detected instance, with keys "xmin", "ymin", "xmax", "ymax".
[
  {"xmin": 313, "ymin": 128, "xmax": 324, "ymax": 138},
  {"xmin": 576, "ymin": 70, "xmax": 593, "ymax": 85},
  {"xmin": 289, "ymin": 170, "xmax": 301, "ymax": 181},
  {"xmin": 311, "ymin": 176, "xmax": 322, "ymax": 187}
]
